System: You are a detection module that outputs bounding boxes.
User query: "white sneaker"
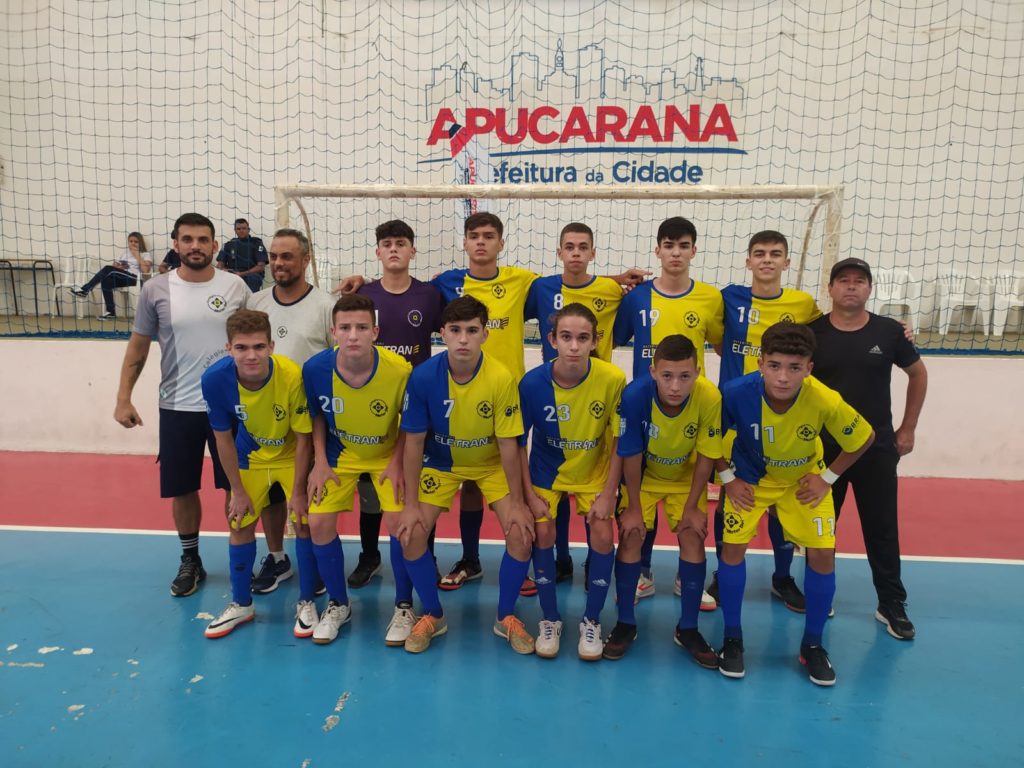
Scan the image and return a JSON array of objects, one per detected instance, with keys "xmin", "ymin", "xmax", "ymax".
[
  {"xmin": 634, "ymin": 573, "xmax": 656, "ymax": 604},
  {"xmin": 578, "ymin": 618, "xmax": 603, "ymax": 661},
  {"xmin": 701, "ymin": 590, "xmax": 717, "ymax": 611},
  {"xmin": 312, "ymin": 600, "xmax": 352, "ymax": 644},
  {"xmin": 385, "ymin": 603, "xmax": 417, "ymax": 647},
  {"xmin": 204, "ymin": 601, "xmax": 255, "ymax": 639},
  {"xmin": 536, "ymin": 619, "xmax": 563, "ymax": 659},
  {"xmin": 293, "ymin": 600, "xmax": 318, "ymax": 638}
]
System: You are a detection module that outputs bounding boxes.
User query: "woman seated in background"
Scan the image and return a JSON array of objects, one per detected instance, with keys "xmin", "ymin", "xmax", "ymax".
[{"xmin": 70, "ymin": 231, "xmax": 153, "ymax": 319}]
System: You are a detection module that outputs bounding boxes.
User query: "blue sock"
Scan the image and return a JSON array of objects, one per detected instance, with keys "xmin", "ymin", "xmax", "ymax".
[
  {"xmin": 460, "ymin": 507, "xmax": 483, "ymax": 563},
  {"xmin": 497, "ymin": 551, "xmax": 531, "ymax": 620},
  {"xmin": 533, "ymin": 545, "xmax": 560, "ymax": 621},
  {"xmin": 405, "ymin": 550, "xmax": 443, "ymax": 617},
  {"xmin": 294, "ymin": 536, "xmax": 318, "ymax": 601},
  {"xmin": 615, "ymin": 559, "xmax": 642, "ymax": 625},
  {"xmin": 312, "ymin": 537, "xmax": 348, "ymax": 605},
  {"xmin": 718, "ymin": 559, "xmax": 747, "ymax": 641},
  {"xmin": 229, "ymin": 541, "xmax": 257, "ymax": 606},
  {"xmin": 640, "ymin": 516, "xmax": 657, "ymax": 574},
  {"xmin": 678, "ymin": 559, "xmax": 707, "ymax": 630},
  {"xmin": 584, "ymin": 549, "xmax": 615, "ymax": 622},
  {"xmin": 554, "ymin": 496, "xmax": 572, "ymax": 564},
  {"xmin": 713, "ymin": 502, "xmax": 724, "ymax": 562},
  {"xmin": 802, "ymin": 562, "xmax": 836, "ymax": 647},
  {"xmin": 390, "ymin": 536, "xmax": 413, "ymax": 605},
  {"xmin": 769, "ymin": 515, "xmax": 794, "ymax": 580}
]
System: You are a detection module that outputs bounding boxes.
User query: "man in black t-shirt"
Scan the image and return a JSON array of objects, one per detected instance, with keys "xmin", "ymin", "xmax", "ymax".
[{"xmin": 809, "ymin": 258, "xmax": 927, "ymax": 641}]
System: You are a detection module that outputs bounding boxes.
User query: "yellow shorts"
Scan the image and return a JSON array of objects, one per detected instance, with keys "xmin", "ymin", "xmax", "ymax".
[
  {"xmin": 530, "ymin": 486, "xmax": 601, "ymax": 523},
  {"xmin": 235, "ymin": 465, "xmax": 294, "ymax": 529},
  {"xmin": 721, "ymin": 482, "xmax": 836, "ymax": 549},
  {"xmin": 304, "ymin": 468, "xmax": 400, "ymax": 521},
  {"xmin": 619, "ymin": 485, "xmax": 707, "ymax": 532},
  {"xmin": 418, "ymin": 465, "xmax": 510, "ymax": 509}
]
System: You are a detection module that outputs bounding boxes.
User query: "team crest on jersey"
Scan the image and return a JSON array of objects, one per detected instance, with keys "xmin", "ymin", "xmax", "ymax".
[
  {"xmin": 593, "ymin": 298, "xmax": 606, "ymax": 311},
  {"xmin": 779, "ymin": 313, "xmax": 796, "ymax": 323},
  {"xmin": 588, "ymin": 400, "xmax": 606, "ymax": 419},
  {"xmin": 476, "ymin": 400, "xmax": 494, "ymax": 418},
  {"xmin": 408, "ymin": 310, "xmax": 423, "ymax": 327},
  {"xmin": 684, "ymin": 311, "xmax": 700, "ymax": 328},
  {"xmin": 207, "ymin": 295, "xmax": 227, "ymax": 312},
  {"xmin": 491, "ymin": 284, "xmax": 506, "ymax": 299},
  {"xmin": 796, "ymin": 424, "xmax": 817, "ymax": 441},
  {"xmin": 273, "ymin": 404, "xmax": 286, "ymax": 421},
  {"xmin": 277, "ymin": 326, "xmax": 288, "ymax": 338},
  {"xmin": 724, "ymin": 511, "xmax": 744, "ymax": 534},
  {"xmin": 369, "ymin": 399, "xmax": 389, "ymax": 417},
  {"xmin": 420, "ymin": 474, "xmax": 440, "ymax": 495},
  {"xmin": 684, "ymin": 422, "xmax": 698, "ymax": 438}
]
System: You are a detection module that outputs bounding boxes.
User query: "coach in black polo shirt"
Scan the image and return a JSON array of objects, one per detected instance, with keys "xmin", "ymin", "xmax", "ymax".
[
  {"xmin": 809, "ymin": 257, "xmax": 927, "ymax": 641},
  {"xmin": 217, "ymin": 218, "xmax": 268, "ymax": 292}
]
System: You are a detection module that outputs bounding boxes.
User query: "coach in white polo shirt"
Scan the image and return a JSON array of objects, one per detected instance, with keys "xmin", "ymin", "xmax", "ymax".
[{"xmin": 114, "ymin": 212, "xmax": 250, "ymax": 598}]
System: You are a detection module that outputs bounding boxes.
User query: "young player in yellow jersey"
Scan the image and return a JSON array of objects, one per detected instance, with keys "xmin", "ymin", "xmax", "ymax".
[
  {"xmin": 616, "ymin": 335, "xmax": 723, "ymax": 666},
  {"xmin": 200, "ymin": 310, "xmax": 312, "ymax": 639},
  {"xmin": 715, "ymin": 323, "xmax": 874, "ymax": 686},
  {"xmin": 302, "ymin": 295, "xmax": 413, "ymax": 645},
  {"xmin": 518, "ymin": 304, "xmax": 626, "ymax": 659},
  {"xmin": 396, "ymin": 295, "xmax": 536, "ymax": 654}
]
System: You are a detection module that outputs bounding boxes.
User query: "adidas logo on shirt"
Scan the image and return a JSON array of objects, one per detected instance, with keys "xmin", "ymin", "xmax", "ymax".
[{"xmin": 868, "ymin": 345, "xmax": 883, "ymax": 354}]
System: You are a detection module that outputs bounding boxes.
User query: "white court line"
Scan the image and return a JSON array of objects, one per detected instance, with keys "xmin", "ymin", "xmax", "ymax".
[{"xmin": 1, "ymin": 524, "xmax": 1021, "ymax": 566}]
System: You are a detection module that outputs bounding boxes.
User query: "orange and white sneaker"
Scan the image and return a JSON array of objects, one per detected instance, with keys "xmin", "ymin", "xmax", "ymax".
[
  {"xmin": 404, "ymin": 614, "xmax": 448, "ymax": 654},
  {"xmin": 293, "ymin": 600, "xmax": 318, "ymax": 638},
  {"xmin": 205, "ymin": 601, "xmax": 255, "ymax": 639},
  {"xmin": 634, "ymin": 573, "xmax": 656, "ymax": 604},
  {"xmin": 673, "ymin": 575, "xmax": 718, "ymax": 611},
  {"xmin": 493, "ymin": 615, "xmax": 535, "ymax": 655}
]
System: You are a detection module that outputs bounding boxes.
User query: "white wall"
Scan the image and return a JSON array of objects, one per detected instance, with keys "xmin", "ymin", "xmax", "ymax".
[{"xmin": 1, "ymin": 338, "xmax": 1020, "ymax": 480}]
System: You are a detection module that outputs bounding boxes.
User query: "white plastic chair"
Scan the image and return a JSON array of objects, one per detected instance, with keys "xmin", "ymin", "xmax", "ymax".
[
  {"xmin": 990, "ymin": 274, "xmax": 1024, "ymax": 337},
  {"xmin": 53, "ymin": 254, "xmax": 143, "ymax": 319},
  {"xmin": 868, "ymin": 269, "xmax": 922, "ymax": 332},
  {"xmin": 936, "ymin": 272, "xmax": 988, "ymax": 336}
]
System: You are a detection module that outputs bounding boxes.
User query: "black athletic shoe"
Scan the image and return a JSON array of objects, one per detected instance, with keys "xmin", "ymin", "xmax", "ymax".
[
  {"xmin": 800, "ymin": 644, "xmax": 837, "ymax": 686},
  {"xmin": 875, "ymin": 601, "xmax": 916, "ymax": 640},
  {"xmin": 170, "ymin": 556, "xmax": 206, "ymax": 597},
  {"xmin": 347, "ymin": 553, "xmax": 383, "ymax": 589},
  {"xmin": 706, "ymin": 571, "xmax": 720, "ymax": 604},
  {"xmin": 314, "ymin": 578, "xmax": 327, "ymax": 597},
  {"xmin": 602, "ymin": 622, "xmax": 638, "ymax": 661},
  {"xmin": 718, "ymin": 638, "xmax": 745, "ymax": 679},
  {"xmin": 251, "ymin": 554, "xmax": 294, "ymax": 594},
  {"xmin": 555, "ymin": 558, "xmax": 574, "ymax": 584},
  {"xmin": 771, "ymin": 576, "xmax": 806, "ymax": 613},
  {"xmin": 674, "ymin": 627, "xmax": 719, "ymax": 669}
]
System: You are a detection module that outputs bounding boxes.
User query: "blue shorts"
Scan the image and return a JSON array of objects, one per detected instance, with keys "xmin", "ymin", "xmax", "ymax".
[{"xmin": 158, "ymin": 408, "xmax": 230, "ymax": 498}]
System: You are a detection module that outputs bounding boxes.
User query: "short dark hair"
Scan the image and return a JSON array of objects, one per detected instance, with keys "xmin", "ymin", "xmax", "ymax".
[
  {"xmin": 464, "ymin": 212, "xmax": 504, "ymax": 237},
  {"xmin": 226, "ymin": 309, "xmax": 271, "ymax": 342},
  {"xmin": 441, "ymin": 295, "xmax": 488, "ymax": 326},
  {"xmin": 331, "ymin": 293, "xmax": 376, "ymax": 323},
  {"xmin": 235, "ymin": 218, "xmax": 249, "ymax": 225},
  {"xmin": 375, "ymin": 219, "xmax": 415, "ymax": 245},
  {"xmin": 761, "ymin": 322, "xmax": 815, "ymax": 358},
  {"xmin": 559, "ymin": 222, "xmax": 594, "ymax": 246},
  {"xmin": 272, "ymin": 228, "xmax": 310, "ymax": 257},
  {"xmin": 656, "ymin": 217, "xmax": 697, "ymax": 245},
  {"xmin": 550, "ymin": 302, "xmax": 598, "ymax": 341},
  {"xmin": 653, "ymin": 334, "xmax": 697, "ymax": 365},
  {"xmin": 748, "ymin": 230, "xmax": 789, "ymax": 255},
  {"xmin": 172, "ymin": 213, "xmax": 215, "ymax": 240}
]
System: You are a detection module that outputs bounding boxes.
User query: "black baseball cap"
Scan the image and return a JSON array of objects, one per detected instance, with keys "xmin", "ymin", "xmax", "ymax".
[{"xmin": 829, "ymin": 257, "xmax": 872, "ymax": 284}]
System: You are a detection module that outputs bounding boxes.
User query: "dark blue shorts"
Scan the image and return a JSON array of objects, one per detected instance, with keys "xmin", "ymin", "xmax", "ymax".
[{"xmin": 158, "ymin": 408, "xmax": 230, "ymax": 498}]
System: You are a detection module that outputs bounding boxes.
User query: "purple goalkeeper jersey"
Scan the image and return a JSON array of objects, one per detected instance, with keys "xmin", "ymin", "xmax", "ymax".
[{"xmin": 358, "ymin": 278, "xmax": 444, "ymax": 366}]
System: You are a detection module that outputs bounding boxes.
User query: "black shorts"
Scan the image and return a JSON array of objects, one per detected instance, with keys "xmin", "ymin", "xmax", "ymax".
[{"xmin": 158, "ymin": 408, "xmax": 230, "ymax": 498}]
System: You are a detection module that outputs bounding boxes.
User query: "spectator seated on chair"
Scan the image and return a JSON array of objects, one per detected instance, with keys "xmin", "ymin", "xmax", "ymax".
[{"xmin": 69, "ymin": 231, "xmax": 153, "ymax": 319}]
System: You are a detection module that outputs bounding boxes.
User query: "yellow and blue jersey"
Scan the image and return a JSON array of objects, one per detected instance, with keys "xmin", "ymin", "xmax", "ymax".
[
  {"xmin": 302, "ymin": 346, "xmax": 412, "ymax": 471},
  {"xmin": 722, "ymin": 372, "xmax": 873, "ymax": 488},
  {"xmin": 525, "ymin": 275, "xmax": 623, "ymax": 362},
  {"xmin": 431, "ymin": 265, "xmax": 538, "ymax": 378},
  {"xmin": 518, "ymin": 358, "xmax": 626, "ymax": 493},
  {"xmin": 201, "ymin": 354, "xmax": 311, "ymax": 470},
  {"xmin": 719, "ymin": 285, "xmax": 822, "ymax": 386},
  {"xmin": 616, "ymin": 374, "xmax": 723, "ymax": 493},
  {"xmin": 613, "ymin": 279, "xmax": 723, "ymax": 380},
  {"xmin": 401, "ymin": 351, "xmax": 523, "ymax": 472}
]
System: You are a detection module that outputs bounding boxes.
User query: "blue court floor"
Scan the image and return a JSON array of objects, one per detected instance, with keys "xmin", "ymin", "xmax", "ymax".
[{"xmin": 1, "ymin": 529, "xmax": 1021, "ymax": 767}]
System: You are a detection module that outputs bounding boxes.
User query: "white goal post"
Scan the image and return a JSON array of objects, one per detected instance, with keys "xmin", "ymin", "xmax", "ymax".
[{"xmin": 273, "ymin": 183, "xmax": 843, "ymax": 304}]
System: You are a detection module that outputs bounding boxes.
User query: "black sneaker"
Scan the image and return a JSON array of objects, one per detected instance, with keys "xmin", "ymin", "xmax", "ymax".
[
  {"xmin": 602, "ymin": 622, "xmax": 637, "ymax": 661},
  {"xmin": 674, "ymin": 627, "xmax": 719, "ymax": 669},
  {"xmin": 314, "ymin": 578, "xmax": 327, "ymax": 597},
  {"xmin": 170, "ymin": 556, "xmax": 206, "ymax": 597},
  {"xmin": 251, "ymin": 554, "xmax": 294, "ymax": 594},
  {"xmin": 347, "ymin": 553, "xmax": 383, "ymax": 588},
  {"xmin": 555, "ymin": 558, "xmax": 574, "ymax": 584},
  {"xmin": 718, "ymin": 638, "xmax": 745, "ymax": 679},
  {"xmin": 771, "ymin": 576, "xmax": 806, "ymax": 613},
  {"xmin": 706, "ymin": 571, "xmax": 720, "ymax": 604},
  {"xmin": 875, "ymin": 601, "xmax": 916, "ymax": 640},
  {"xmin": 800, "ymin": 644, "xmax": 837, "ymax": 686}
]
